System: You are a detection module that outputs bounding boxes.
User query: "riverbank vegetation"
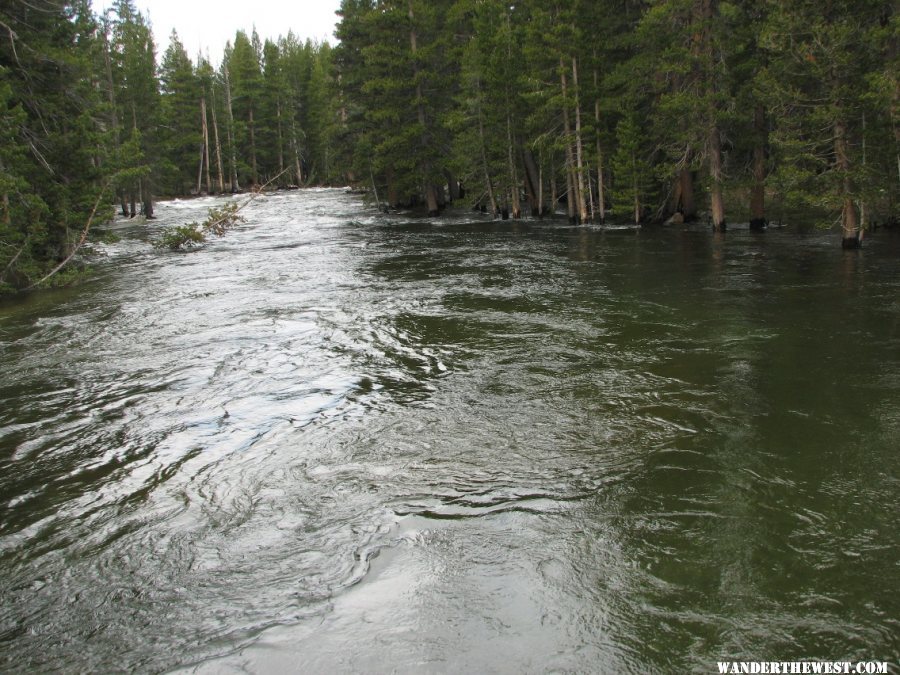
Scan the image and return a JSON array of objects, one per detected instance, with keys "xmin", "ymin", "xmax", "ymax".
[{"xmin": 1, "ymin": 0, "xmax": 898, "ymax": 293}]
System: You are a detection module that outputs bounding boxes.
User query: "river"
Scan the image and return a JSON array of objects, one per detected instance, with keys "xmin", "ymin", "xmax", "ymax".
[{"xmin": 1, "ymin": 190, "xmax": 898, "ymax": 673}]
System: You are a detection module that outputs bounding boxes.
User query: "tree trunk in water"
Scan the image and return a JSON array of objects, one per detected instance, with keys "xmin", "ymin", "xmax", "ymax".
[
  {"xmin": 750, "ymin": 105, "xmax": 767, "ymax": 230},
  {"xmin": 538, "ymin": 162, "xmax": 544, "ymax": 216},
  {"xmin": 408, "ymin": 0, "xmax": 436, "ymax": 216},
  {"xmin": 224, "ymin": 66, "xmax": 240, "ymax": 192},
  {"xmin": 560, "ymin": 60, "xmax": 577, "ymax": 224},
  {"xmin": 632, "ymin": 150, "xmax": 641, "ymax": 226},
  {"xmin": 835, "ymin": 117, "xmax": 860, "ymax": 248},
  {"xmin": 593, "ymin": 69, "xmax": 606, "ymax": 222},
  {"xmin": 477, "ymin": 101, "xmax": 497, "ymax": 217},
  {"xmin": 425, "ymin": 185, "xmax": 439, "ymax": 216},
  {"xmin": 709, "ymin": 123, "xmax": 725, "ymax": 231},
  {"xmin": 387, "ymin": 167, "xmax": 398, "ymax": 208},
  {"xmin": 196, "ymin": 142, "xmax": 205, "ymax": 195},
  {"xmin": 291, "ymin": 118, "xmax": 303, "ymax": 185},
  {"xmin": 550, "ymin": 159, "xmax": 557, "ymax": 216},
  {"xmin": 523, "ymin": 148, "xmax": 542, "ymax": 216},
  {"xmin": 138, "ymin": 176, "xmax": 153, "ymax": 219},
  {"xmin": 446, "ymin": 170, "xmax": 460, "ymax": 201},
  {"xmin": 248, "ymin": 106, "xmax": 258, "ymax": 186},
  {"xmin": 201, "ymin": 97, "xmax": 212, "ymax": 195},
  {"xmin": 679, "ymin": 168, "xmax": 696, "ymax": 220},
  {"xmin": 276, "ymin": 100, "xmax": 285, "ymax": 185},
  {"xmin": 211, "ymin": 89, "xmax": 226, "ymax": 194},
  {"xmin": 572, "ymin": 57, "xmax": 589, "ymax": 223},
  {"xmin": 506, "ymin": 118, "xmax": 521, "ymax": 219}
]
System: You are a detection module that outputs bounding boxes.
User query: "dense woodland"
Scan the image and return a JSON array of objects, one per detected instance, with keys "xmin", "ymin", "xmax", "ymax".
[{"xmin": 0, "ymin": 0, "xmax": 898, "ymax": 293}]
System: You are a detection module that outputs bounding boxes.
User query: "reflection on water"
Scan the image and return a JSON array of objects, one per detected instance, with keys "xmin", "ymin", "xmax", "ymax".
[{"xmin": 1, "ymin": 190, "xmax": 898, "ymax": 672}]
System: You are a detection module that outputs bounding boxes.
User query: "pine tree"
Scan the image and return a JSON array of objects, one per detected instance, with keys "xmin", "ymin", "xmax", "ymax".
[
  {"xmin": 107, "ymin": 0, "xmax": 160, "ymax": 218},
  {"xmin": 0, "ymin": 0, "xmax": 108, "ymax": 291},
  {"xmin": 159, "ymin": 31, "xmax": 200, "ymax": 195}
]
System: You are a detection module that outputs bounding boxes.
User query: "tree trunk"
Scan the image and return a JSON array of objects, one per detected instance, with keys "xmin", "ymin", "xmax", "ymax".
[
  {"xmin": 560, "ymin": 59, "xmax": 577, "ymax": 223},
  {"xmin": 632, "ymin": 150, "xmax": 641, "ymax": 226},
  {"xmin": 291, "ymin": 117, "xmax": 303, "ymax": 185},
  {"xmin": 835, "ymin": 117, "xmax": 860, "ymax": 248},
  {"xmin": 564, "ymin": 152, "xmax": 575, "ymax": 223},
  {"xmin": 523, "ymin": 148, "xmax": 542, "ymax": 216},
  {"xmin": 709, "ymin": 123, "xmax": 725, "ymax": 231},
  {"xmin": 425, "ymin": 185, "xmax": 439, "ymax": 216},
  {"xmin": 248, "ymin": 106, "xmax": 258, "ymax": 186},
  {"xmin": 408, "ymin": 0, "xmax": 437, "ymax": 216},
  {"xmin": 506, "ymin": 115, "xmax": 521, "ymax": 219},
  {"xmin": 211, "ymin": 88, "xmax": 226, "ymax": 194},
  {"xmin": 593, "ymin": 68, "xmax": 606, "ymax": 222},
  {"xmin": 446, "ymin": 169, "xmax": 460, "ymax": 201},
  {"xmin": 550, "ymin": 157, "xmax": 558, "ymax": 216},
  {"xmin": 201, "ymin": 97, "xmax": 212, "ymax": 195},
  {"xmin": 387, "ymin": 167, "xmax": 398, "ymax": 208},
  {"xmin": 137, "ymin": 174, "xmax": 153, "ymax": 219},
  {"xmin": 276, "ymin": 100, "xmax": 285, "ymax": 185},
  {"xmin": 196, "ymin": 142, "xmax": 205, "ymax": 195},
  {"xmin": 749, "ymin": 104, "xmax": 767, "ymax": 230},
  {"xmin": 572, "ymin": 57, "xmax": 589, "ymax": 223},
  {"xmin": 477, "ymin": 100, "xmax": 497, "ymax": 217},
  {"xmin": 679, "ymin": 168, "xmax": 696, "ymax": 219},
  {"xmin": 224, "ymin": 65, "xmax": 240, "ymax": 192}
]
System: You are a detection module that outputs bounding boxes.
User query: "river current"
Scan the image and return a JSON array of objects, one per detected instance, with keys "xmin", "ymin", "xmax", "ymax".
[{"xmin": 1, "ymin": 190, "xmax": 898, "ymax": 673}]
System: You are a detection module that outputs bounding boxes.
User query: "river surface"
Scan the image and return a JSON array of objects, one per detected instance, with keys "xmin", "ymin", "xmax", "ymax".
[{"xmin": 1, "ymin": 190, "xmax": 898, "ymax": 673}]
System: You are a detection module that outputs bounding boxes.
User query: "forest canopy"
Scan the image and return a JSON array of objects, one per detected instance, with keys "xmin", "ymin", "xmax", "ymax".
[{"xmin": 0, "ymin": 0, "xmax": 898, "ymax": 292}]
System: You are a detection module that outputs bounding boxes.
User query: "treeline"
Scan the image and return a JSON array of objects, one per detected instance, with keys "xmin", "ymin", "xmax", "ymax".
[
  {"xmin": 1, "ymin": 1, "xmax": 898, "ymax": 293},
  {"xmin": 0, "ymin": 0, "xmax": 337, "ymax": 293},
  {"xmin": 335, "ymin": 0, "xmax": 898, "ymax": 246}
]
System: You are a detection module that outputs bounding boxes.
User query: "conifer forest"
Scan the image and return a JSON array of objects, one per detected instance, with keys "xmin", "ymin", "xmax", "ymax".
[{"xmin": 0, "ymin": 0, "xmax": 898, "ymax": 293}]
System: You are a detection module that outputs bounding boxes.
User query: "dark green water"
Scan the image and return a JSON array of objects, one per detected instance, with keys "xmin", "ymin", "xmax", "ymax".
[{"xmin": 1, "ymin": 190, "xmax": 898, "ymax": 673}]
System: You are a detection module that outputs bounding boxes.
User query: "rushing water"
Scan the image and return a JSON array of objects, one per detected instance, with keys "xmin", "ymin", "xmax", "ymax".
[{"xmin": 1, "ymin": 190, "xmax": 898, "ymax": 673}]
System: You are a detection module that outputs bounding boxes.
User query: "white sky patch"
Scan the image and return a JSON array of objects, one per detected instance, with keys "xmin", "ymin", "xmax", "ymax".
[{"xmin": 91, "ymin": 0, "xmax": 342, "ymax": 62}]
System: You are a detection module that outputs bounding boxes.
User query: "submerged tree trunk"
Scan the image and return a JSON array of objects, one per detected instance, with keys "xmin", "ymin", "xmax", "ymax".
[
  {"xmin": 506, "ymin": 116, "xmax": 521, "ymax": 219},
  {"xmin": 276, "ymin": 100, "xmax": 285, "ymax": 185},
  {"xmin": 709, "ymin": 123, "xmax": 725, "ymax": 231},
  {"xmin": 408, "ymin": 0, "xmax": 438, "ymax": 216},
  {"xmin": 477, "ymin": 99, "xmax": 497, "ymax": 217},
  {"xmin": 523, "ymin": 148, "xmax": 542, "ymax": 216},
  {"xmin": 835, "ymin": 116, "xmax": 860, "ymax": 248},
  {"xmin": 211, "ymin": 89, "xmax": 226, "ymax": 194},
  {"xmin": 224, "ymin": 65, "xmax": 240, "ymax": 192},
  {"xmin": 632, "ymin": 149, "xmax": 641, "ymax": 226},
  {"xmin": 446, "ymin": 169, "xmax": 460, "ymax": 201},
  {"xmin": 248, "ymin": 106, "xmax": 258, "ymax": 186},
  {"xmin": 196, "ymin": 143, "xmax": 205, "ymax": 195},
  {"xmin": 141, "ymin": 177, "xmax": 153, "ymax": 219},
  {"xmin": 679, "ymin": 168, "xmax": 696, "ymax": 219},
  {"xmin": 290, "ymin": 117, "xmax": 303, "ymax": 185},
  {"xmin": 572, "ymin": 57, "xmax": 589, "ymax": 224},
  {"xmin": 550, "ymin": 155, "xmax": 558, "ymax": 216},
  {"xmin": 750, "ymin": 105, "xmax": 767, "ymax": 230},
  {"xmin": 560, "ymin": 59, "xmax": 577, "ymax": 223},
  {"xmin": 201, "ymin": 97, "xmax": 212, "ymax": 195},
  {"xmin": 593, "ymin": 67, "xmax": 606, "ymax": 223}
]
